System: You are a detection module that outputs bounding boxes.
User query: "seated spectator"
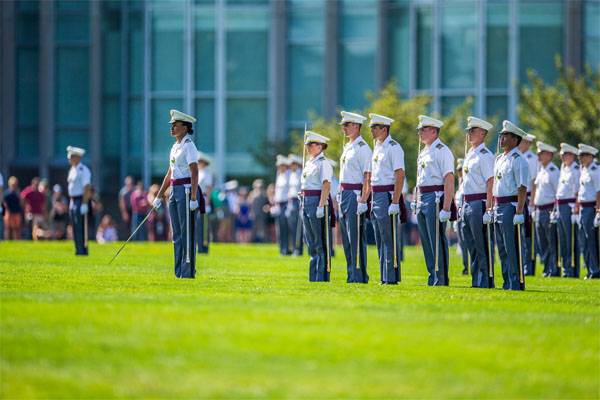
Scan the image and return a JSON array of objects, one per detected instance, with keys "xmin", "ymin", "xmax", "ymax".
[
  {"xmin": 3, "ymin": 176, "xmax": 23, "ymax": 240},
  {"xmin": 96, "ymin": 214, "xmax": 118, "ymax": 244}
]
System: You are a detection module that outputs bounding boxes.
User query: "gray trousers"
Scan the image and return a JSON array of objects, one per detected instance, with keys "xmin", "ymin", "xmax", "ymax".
[
  {"xmin": 494, "ymin": 203, "xmax": 524, "ymax": 290},
  {"xmin": 557, "ymin": 204, "xmax": 580, "ymax": 277},
  {"xmin": 456, "ymin": 218, "xmax": 469, "ymax": 272},
  {"xmin": 372, "ymin": 192, "xmax": 400, "ymax": 284},
  {"xmin": 168, "ymin": 185, "xmax": 196, "ymax": 278},
  {"xmin": 196, "ymin": 212, "xmax": 209, "ymax": 254},
  {"xmin": 462, "ymin": 200, "xmax": 494, "ymax": 288},
  {"xmin": 535, "ymin": 208, "xmax": 559, "ymax": 276},
  {"xmin": 69, "ymin": 197, "xmax": 88, "ymax": 256},
  {"xmin": 287, "ymin": 198, "xmax": 303, "ymax": 255},
  {"xmin": 580, "ymin": 206, "xmax": 599, "ymax": 277},
  {"xmin": 339, "ymin": 190, "xmax": 368, "ymax": 283},
  {"xmin": 302, "ymin": 195, "xmax": 331, "ymax": 282},
  {"xmin": 276, "ymin": 201, "xmax": 290, "ymax": 255},
  {"xmin": 416, "ymin": 192, "xmax": 448, "ymax": 286}
]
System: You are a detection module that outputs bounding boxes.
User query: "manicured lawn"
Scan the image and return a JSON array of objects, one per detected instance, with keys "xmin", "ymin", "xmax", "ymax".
[{"xmin": 1, "ymin": 241, "xmax": 599, "ymax": 398}]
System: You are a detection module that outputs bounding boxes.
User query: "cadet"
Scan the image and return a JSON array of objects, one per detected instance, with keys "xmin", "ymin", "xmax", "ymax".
[
  {"xmin": 66, "ymin": 146, "xmax": 91, "ymax": 256},
  {"xmin": 490, "ymin": 121, "xmax": 529, "ymax": 290},
  {"xmin": 454, "ymin": 158, "xmax": 469, "ymax": 275},
  {"xmin": 555, "ymin": 143, "xmax": 581, "ymax": 277},
  {"xmin": 532, "ymin": 142, "xmax": 560, "ymax": 277},
  {"xmin": 153, "ymin": 110, "xmax": 204, "ymax": 279},
  {"xmin": 575, "ymin": 144, "xmax": 600, "ymax": 279},
  {"xmin": 300, "ymin": 131, "xmax": 334, "ymax": 282},
  {"xmin": 462, "ymin": 117, "xmax": 496, "ymax": 288},
  {"xmin": 413, "ymin": 115, "xmax": 455, "ymax": 286},
  {"xmin": 196, "ymin": 152, "xmax": 213, "ymax": 254},
  {"xmin": 287, "ymin": 154, "xmax": 304, "ymax": 256},
  {"xmin": 519, "ymin": 133, "xmax": 538, "ymax": 275},
  {"xmin": 274, "ymin": 155, "xmax": 291, "ymax": 255},
  {"xmin": 338, "ymin": 111, "xmax": 372, "ymax": 283}
]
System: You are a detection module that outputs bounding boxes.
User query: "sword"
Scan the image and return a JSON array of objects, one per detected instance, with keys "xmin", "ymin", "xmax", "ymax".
[
  {"xmin": 108, "ymin": 206, "xmax": 156, "ymax": 265},
  {"xmin": 486, "ymin": 221, "xmax": 495, "ymax": 288},
  {"xmin": 185, "ymin": 187, "xmax": 191, "ymax": 264},
  {"xmin": 356, "ymin": 212, "xmax": 361, "ymax": 271},
  {"xmin": 434, "ymin": 195, "xmax": 441, "ymax": 274},
  {"xmin": 83, "ymin": 209, "xmax": 89, "ymax": 249},
  {"xmin": 324, "ymin": 204, "xmax": 331, "ymax": 274},
  {"xmin": 517, "ymin": 223, "xmax": 525, "ymax": 290}
]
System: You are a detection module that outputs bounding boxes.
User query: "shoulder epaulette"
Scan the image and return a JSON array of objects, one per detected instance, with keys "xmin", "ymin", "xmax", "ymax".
[
  {"xmin": 358, "ymin": 141, "xmax": 366, "ymax": 147},
  {"xmin": 512, "ymin": 152, "xmax": 520, "ymax": 159},
  {"xmin": 526, "ymin": 153, "xmax": 532, "ymax": 158},
  {"xmin": 480, "ymin": 148, "xmax": 489, "ymax": 154},
  {"xmin": 389, "ymin": 140, "xmax": 398, "ymax": 146},
  {"xmin": 549, "ymin": 166, "xmax": 556, "ymax": 171},
  {"xmin": 184, "ymin": 138, "xmax": 192, "ymax": 144},
  {"xmin": 575, "ymin": 165, "xmax": 580, "ymax": 170},
  {"xmin": 317, "ymin": 155, "xmax": 325, "ymax": 161},
  {"xmin": 435, "ymin": 143, "xmax": 444, "ymax": 149},
  {"xmin": 592, "ymin": 165, "xmax": 597, "ymax": 171}
]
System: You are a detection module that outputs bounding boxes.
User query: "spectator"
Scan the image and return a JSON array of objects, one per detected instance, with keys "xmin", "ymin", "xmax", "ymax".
[
  {"xmin": 249, "ymin": 179, "xmax": 269, "ymax": 243},
  {"xmin": 130, "ymin": 181, "xmax": 149, "ymax": 241},
  {"xmin": 118, "ymin": 176, "xmax": 134, "ymax": 237},
  {"xmin": 147, "ymin": 184, "xmax": 169, "ymax": 241},
  {"xmin": 21, "ymin": 177, "xmax": 46, "ymax": 240},
  {"xmin": 3, "ymin": 176, "xmax": 23, "ymax": 240},
  {"xmin": 265, "ymin": 183, "xmax": 277, "ymax": 242},
  {"xmin": 96, "ymin": 214, "xmax": 118, "ymax": 244},
  {"xmin": 0, "ymin": 172, "xmax": 4, "ymax": 240},
  {"xmin": 224, "ymin": 180, "xmax": 239, "ymax": 242},
  {"xmin": 235, "ymin": 187, "xmax": 252, "ymax": 243},
  {"xmin": 49, "ymin": 184, "xmax": 69, "ymax": 239}
]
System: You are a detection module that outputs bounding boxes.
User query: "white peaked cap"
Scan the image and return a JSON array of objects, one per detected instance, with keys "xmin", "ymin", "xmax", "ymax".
[
  {"xmin": 578, "ymin": 143, "xmax": 598, "ymax": 156},
  {"xmin": 524, "ymin": 133, "xmax": 536, "ymax": 142},
  {"xmin": 287, "ymin": 154, "xmax": 303, "ymax": 165},
  {"xmin": 304, "ymin": 131, "xmax": 330, "ymax": 144},
  {"xmin": 276, "ymin": 154, "xmax": 290, "ymax": 166},
  {"xmin": 224, "ymin": 180, "xmax": 239, "ymax": 191},
  {"xmin": 465, "ymin": 116, "xmax": 493, "ymax": 132},
  {"xmin": 369, "ymin": 113, "xmax": 394, "ymax": 127},
  {"xmin": 536, "ymin": 142, "xmax": 557, "ymax": 153},
  {"xmin": 500, "ymin": 120, "xmax": 527, "ymax": 138},
  {"xmin": 169, "ymin": 109, "xmax": 196, "ymax": 124},
  {"xmin": 559, "ymin": 143, "xmax": 579, "ymax": 155},
  {"xmin": 339, "ymin": 111, "xmax": 367, "ymax": 125},
  {"xmin": 66, "ymin": 146, "xmax": 85, "ymax": 158},
  {"xmin": 417, "ymin": 115, "xmax": 443, "ymax": 130},
  {"xmin": 198, "ymin": 152, "xmax": 211, "ymax": 164}
]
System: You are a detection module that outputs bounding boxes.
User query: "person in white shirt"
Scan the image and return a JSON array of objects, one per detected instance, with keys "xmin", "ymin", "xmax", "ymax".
[
  {"xmin": 286, "ymin": 154, "xmax": 304, "ymax": 256},
  {"xmin": 414, "ymin": 115, "xmax": 455, "ymax": 286},
  {"xmin": 338, "ymin": 111, "xmax": 372, "ymax": 283},
  {"xmin": 574, "ymin": 144, "xmax": 600, "ymax": 279},
  {"xmin": 66, "ymin": 146, "xmax": 91, "ymax": 256},
  {"xmin": 196, "ymin": 152, "xmax": 213, "ymax": 254},
  {"xmin": 491, "ymin": 120, "xmax": 529, "ymax": 290},
  {"xmin": 454, "ymin": 158, "xmax": 469, "ymax": 276},
  {"xmin": 273, "ymin": 155, "xmax": 290, "ymax": 255},
  {"xmin": 518, "ymin": 133, "xmax": 539, "ymax": 275},
  {"xmin": 300, "ymin": 131, "xmax": 334, "ymax": 282},
  {"xmin": 555, "ymin": 143, "xmax": 581, "ymax": 277},
  {"xmin": 153, "ymin": 109, "xmax": 203, "ymax": 279},
  {"xmin": 532, "ymin": 142, "xmax": 560, "ymax": 277}
]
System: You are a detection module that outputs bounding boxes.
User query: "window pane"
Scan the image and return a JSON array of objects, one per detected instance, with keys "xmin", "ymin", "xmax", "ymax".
[
  {"xmin": 288, "ymin": 0, "xmax": 325, "ymax": 43},
  {"xmin": 584, "ymin": 1, "xmax": 600, "ymax": 70},
  {"xmin": 388, "ymin": 3, "xmax": 410, "ymax": 93},
  {"xmin": 519, "ymin": 1, "xmax": 563, "ymax": 83},
  {"xmin": 195, "ymin": 99, "xmax": 215, "ymax": 152},
  {"xmin": 226, "ymin": 99, "xmax": 267, "ymax": 152},
  {"xmin": 416, "ymin": 5, "xmax": 433, "ymax": 90},
  {"xmin": 129, "ymin": 11, "xmax": 144, "ymax": 94},
  {"xmin": 486, "ymin": 95, "xmax": 507, "ymax": 122},
  {"xmin": 57, "ymin": 0, "xmax": 88, "ymax": 12},
  {"xmin": 128, "ymin": 99, "xmax": 143, "ymax": 176},
  {"xmin": 55, "ymin": 130, "xmax": 89, "ymax": 158},
  {"xmin": 102, "ymin": 99, "xmax": 120, "ymax": 158},
  {"xmin": 288, "ymin": 44, "xmax": 324, "ymax": 121},
  {"xmin": 151, "ymin": 99, "xmax": 183, "ymax": 157},
  {"xmin": 17, "ymin": 129, "xmax": 39, "ymax": 158},
  {"xmin": 441, "ymin": 96, "xmax": 470, "ymax": 115},
  {"xmin": 486, "ymin": 2, "xmax": 509, "ymax": 89},
  {"xmin": 16, "ymin": 6, "xmax": 39, "ymax": 45},
  {"xmin": 56, "ymin": 48, "xmax": 90, "ymax": 125},
  {"xmin": 56, "ymin": 10, "xmax": 90, "ymax": 42},
  {"xmin": 340, "ymin": 0, "xmax": 377, "ymax": 41},
  {"xmin": 102, "ymin": 4, "xmax": 122, "ymax": 97},
  {"xmin": 17, "ymin": 49, "xmax": 39, "ymax": 125},
  {"xmin": 441, "ymin": 1, "xmax": 476, "ymax": 89},
  {"xmin": 226, "ymin": 7, "xmax": 269, "ymax": 91},
  {"xmin": 195, "ymin": 7, "xmax": 216, "ymax": 91},
  {"xmin": 152, "ymin": 11, "xmax": 184, "ymax": 91}
]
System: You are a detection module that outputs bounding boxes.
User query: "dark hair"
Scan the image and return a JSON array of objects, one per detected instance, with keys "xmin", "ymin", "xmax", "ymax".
[
  {"xmin": 182, "ymin": 121, "xmax": 194, "ymax": 134},
  {"xmin": 508, "ymin": 132, "xmax": 522, "ymax": 145}
]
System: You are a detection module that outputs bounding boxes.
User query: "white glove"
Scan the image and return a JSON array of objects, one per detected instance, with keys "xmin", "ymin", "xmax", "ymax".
[
  {"xmin": 571, "ymin": 213, "xmax": 580, "ymax": 225},
  {"xmin": 357, "ymin": 202, "xmax": 368, "ymax": 215},
  {"xmin": 453, "ymin": 221, "xmax": 459, "ymax": 232},
  {"xmin": 594, "ymin": 212, "xmax": 600, "ymax": 228},
  {"xmin": 528, "ymin": 205, "xmax": 535, "ymax": 215},
  {"xmin": 152, "ymin": 198, "xmax": 162, "ymax": 209},
  {"xmin": 532, "ymin": 210, "xmax": 539, "ymax": 223},
  {"xmin": 549, "ymin": 210, "xmax": 559, "ymax": 224},
  {"xmin": 270, "ymin": 205, "xmax": 281, "ymax": 217},
  {"xmin": 316, "ymin": 206, "xmax": 325, "ymax": 218},
  {"xmin": 388, "ymin": 203, "xmax": 400, "ymax": 216},
  {"xmin": 69, "ymin": 200, "xmax": 76, "ymax": 211},
  {"xmin": 410, "ymin": 202, "xmax": 417, "ymax": 214},
  {"xmin": 189, "ymin": 199, "xmax": 199, "ymax": 211},
  {"xmin": 439, "ymin": 209, "xmax": 451, "ymax": 222},
  {"xmin": 80, "ymin": 203, "xmax": 89, "ymax": 215},
  {"xmin": 483, "ymin": 210, "xmax": 493, "ymax": 225},
  {"xmin": 284, "ymin": 206, "xmax": 293, "ymax": 218},
  {"xmin": 205, "ymin": 204, "xmax": 212, "ymax": 213},
  {"xmin": 513, "ymin": 213, "xmax": 525, "ymax": 225}
]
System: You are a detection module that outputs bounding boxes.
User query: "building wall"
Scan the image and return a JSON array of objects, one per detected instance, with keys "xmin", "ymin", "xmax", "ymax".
[{"xmin": 1, "ymin": 0, "xmax": 599, "ymax": 194}]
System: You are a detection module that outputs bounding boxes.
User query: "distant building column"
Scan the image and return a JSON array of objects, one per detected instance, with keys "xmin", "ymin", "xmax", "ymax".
[
  {"xmin": 565, "ymin": 0, "xmax": 583, "ymax": 73},
  {"xmin": 214, "ymin": 0, "xmax": 226, "ymax": 185},
  {"xmin": 323, "ymin": 0, "xmax": 338, "ymax": 119},
  {"xmin": 0, "ymin": 1, "xmax": 16, "ymax": 175},
  {"xmin": 39, "ymin": 0, "xmax": 55, "ymax": 180},
  {"xmin": 268, "ymin": 0, "xmax": 286, "ymax": 140},
  {"xmin": 90, "ymin": 0, "xmax": 102, "ymax": 191},
  {"xmin": 376, "ymin": 0, "xmax": 388, "ymax": 90}
]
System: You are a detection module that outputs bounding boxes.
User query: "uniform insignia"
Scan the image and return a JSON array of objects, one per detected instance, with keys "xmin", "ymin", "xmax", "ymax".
[
  {"xmin": 497, "ymin": 172, "xmax": 503, "ymax": 180},
  {"xmin": 436, "ymin": 143, "xmax": 444, "ymax": 149},
  {"xmin": 374, "ymin": 154, "xmax": 380, "ymax": 163},
  {"xmin": 184, "ymin": 138, "xmax": 192, "ymax": 144},
  {"xmin": 575, "ymin": 165, "xmax": 580, "ymax": 170},
  {"xmin": 390, "ymin": 140, "xmax": 397, "ymax": 146},
  {"xmin": 592, "ymin": 165, "xmax": 597, "ymax": 170},
  {"xmin": 480, "ymin": 148, "xmax": 488, "ymax": 154},
  {"xmin": 78, "ymin": 166, "xmax": 83, "ymax": 171},
  {"xmin": 464, "ymin": 167, "xmax": 469, "ymax": 174},
  {"xmin": 549, "ymin": 166, "xmax": 556, "ymax": 171},
  {"xmin": 170, "ymin": 157, "xmax": 175, "ymax": 164},
  {"xmin": 341, "ymin": 155, "xmax": 346, "ymax": 165},
  {"xmin": 358, "ymin": 141, "xmax": 366, "ymax": 147},
  {"xmin": 512, "ymin": 153, "xmax": 520, "ymax": 159},
  {"xmin": 526, "ymin": 153, "xmax": 532, "ymax": 158}
]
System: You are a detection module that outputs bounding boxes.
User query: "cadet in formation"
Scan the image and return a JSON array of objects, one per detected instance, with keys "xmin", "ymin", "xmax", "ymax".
[
  {"xmin": 492, "ymin": 121, "xmax": 529, "ymax": 290},
  {"xmin": 337, "ymin": 111, "xmax": 372, "ymax": 283},
  {"xmin": 286, "ymin": 154, "xmax": 303, "ymax": 256},
  {"xmin": 575, "ymin": 144, "xmax": 600, "ymax": 279},
  {"xmin": 369, "ymin": 113, "xmax": 406, "ymax": 285},
  {"xmin": 555, "ymin": 143, "xmax": 581, "ymax": 277},
  {"xmin": 300, "ymin": 131, "xmax": 334, "ymax": 282},
  {"xmin": 414, "ymin": 115, "xmax": 455, "ymax": 286},
  {"xmin": 153, "ymin": 110, "xmax": 204, "ymax": 278},
  {"xmin": 462, "ymin": 117, "xmax": 495, "ymax": 288},
  {"xmin": 66, "ymin": 146, "xmax": 91, "ymax": 256},
  {"xmin": 519, "ymin": 133, "xmax": 538, "ymax": 275},
  {"xmin": 274, "ymin": 155, "xmax": 291, "ymax": 255},
  {"xmin": 532, "ymin": 142, "xmax": 560, "ymax": 277},
  {"xmin": 454, "ymin": 158, "xmax": 469, "ymax": 275},
  {"xmin": 196, "ymin": 152, "xmax": 213, "ymax": 254}
]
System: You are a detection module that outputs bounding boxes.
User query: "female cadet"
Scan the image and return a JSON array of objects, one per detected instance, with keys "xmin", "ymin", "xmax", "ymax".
[
  {"xmin": 153, "ymin": 109, "xmax": 204, "ymax": 278},
  {"xmin": 300, "ymin": 131, "xmax": 334, "ymax": 282}
]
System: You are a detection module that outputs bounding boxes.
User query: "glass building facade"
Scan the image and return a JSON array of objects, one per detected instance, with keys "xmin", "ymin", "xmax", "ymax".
[{"xmin": 1, "ymin": 0, "xmax": 599, "ymax": 196}]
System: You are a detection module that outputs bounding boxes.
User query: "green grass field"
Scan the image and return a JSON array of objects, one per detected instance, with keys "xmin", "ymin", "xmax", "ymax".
[{"xmin": 1, "ymin": 241, "xmax": 599, "ymax": 398}]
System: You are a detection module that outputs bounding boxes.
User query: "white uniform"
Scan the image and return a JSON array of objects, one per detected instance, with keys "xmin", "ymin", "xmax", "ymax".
[
  {"xmin": 67, "ymin": 162, "xmax": 91, "ymax": 197},
  {"xmin": 416, "ymin": 138, "xmax": 453, "ymax": 191},
  {"xmin": 371, "ymin": 134, "xmax": 405, "ymax": 187},
  {"xmin": 170, "ymin": 134, "xmax": 199, "ymax": 183},
  {"xmin": 287, "ymin": 169, "xmax": 302, "ymax": 200},
  {"xmin": 274, "ymin": 171, "xmax": 289, "ymax": 203},
  {"xmin": 340, "ymin": 136, "xmax": 372, "ymax": 185},
  {"xmin": 301, "ymin": 153, "xmax": 333, "ymax": 190},
  {"xmin": 493, "ymin": 148, "xmax": 529, "ymax": 198},
  {"xmin": 463, "ymin": 143, "xmax": 495, "ymax": 195},
  {"xmin": 523, "ymin": 150, "xmax": 538, "ymax": 193},
  {"xmin": 578, "ymin": 163, "xmax": 600, "ymax": 203},
  {"xmin": 533, "ymin": 162, "xmax": 559, "ymax": 206},
  {"xmin": 556, "ymin": 162, "xmax": 580, "ymax": 200},
  {"xmin": 198, "ymin": 167, "xmax": 213, "ymax": 192}
]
